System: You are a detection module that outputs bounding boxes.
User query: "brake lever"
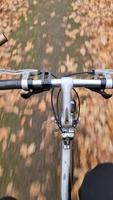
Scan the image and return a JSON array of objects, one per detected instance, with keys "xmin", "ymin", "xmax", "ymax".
[
  {"xmin": 21, "ymin": 89, "xmax": 44, "ymax": 99},
  {"xmin": 21, "ymin": 91, "xmax": 34, "ymax": 99},
  {"xmin": 89, "ymin": 88, "xmax": 112, "ymax": 99},
  {"xmin": 99, "ymin": 90, "xmax": 112, "ymax": 99},
  {"xmin": 21, "ymin": 88, "xmax": 50, "ymax": 99}
]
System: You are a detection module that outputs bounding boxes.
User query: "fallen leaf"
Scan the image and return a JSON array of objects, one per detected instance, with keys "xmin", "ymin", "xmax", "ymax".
[{"xmin": 25, "ymin": 41, "xmax": 34, "ymax": 52}]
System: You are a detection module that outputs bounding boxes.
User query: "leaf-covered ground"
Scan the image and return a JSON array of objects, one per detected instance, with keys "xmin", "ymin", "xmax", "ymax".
[{"xmin": 0, "ymin": 0, "xmax": 113, "ymax": 200}]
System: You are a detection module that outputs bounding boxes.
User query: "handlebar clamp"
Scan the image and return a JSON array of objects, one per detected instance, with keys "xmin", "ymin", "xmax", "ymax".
[{"xmin": 42, "ymin": 71, "xmax": 51, "ymax": 90}]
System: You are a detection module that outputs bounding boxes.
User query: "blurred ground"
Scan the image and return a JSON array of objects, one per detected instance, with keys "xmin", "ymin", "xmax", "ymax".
[{"xmin": 0, "ymin": 0, "xmax": 113, "ymax": 200}]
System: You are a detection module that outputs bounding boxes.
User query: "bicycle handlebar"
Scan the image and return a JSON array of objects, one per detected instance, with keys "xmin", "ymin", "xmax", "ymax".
[
  {"xmin": 0, "ymin": 78, "xmax": 112, "ymax": 90},
  {"xmin": 0, "ymin": 68, "xmax": 112, "ymax": 100},
  {"xmin": 0, "ymin": 80, "xmax": 21, "ymax": 90},
  {"xmin": 0, "ymin": 69, "xmax": 112, "ymax": 136},
  {"xmin": 0, "ymin": 69, "xmax": 112, "ymax": 130}
]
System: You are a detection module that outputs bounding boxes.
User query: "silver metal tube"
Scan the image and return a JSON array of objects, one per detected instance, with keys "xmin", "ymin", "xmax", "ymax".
[
  {"xmin": 73, "ymin": 79, "xmax": 101, "ymax": 87},
  {"xmin": 32, "ymin": 78, "xmax": 112, "ymax": 88},
  {"xmin": 61, "ymin": 140, "xmax": 71, "ymax": 200},
  {"xmin": 33, "ymin": 79, "xmax": 102, "ymax": 87},
  {"xmin": 32, "ymin": 80, "xmax": 42, "ymax": 86},
  {"xmin": 51, "ymin": 79, "xmax": 102, "ymax": 87}
]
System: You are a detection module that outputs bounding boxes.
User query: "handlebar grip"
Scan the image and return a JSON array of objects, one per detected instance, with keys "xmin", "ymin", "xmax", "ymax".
[{"xmin": 0, "ymin": 80, "xmax": 21, "ymax": 90}]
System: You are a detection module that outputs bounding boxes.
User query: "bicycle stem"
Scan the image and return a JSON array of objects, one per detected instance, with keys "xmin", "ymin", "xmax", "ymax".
[{"xmin": 60, "ymin": 77, "xmax": 75, "ymax": 139}]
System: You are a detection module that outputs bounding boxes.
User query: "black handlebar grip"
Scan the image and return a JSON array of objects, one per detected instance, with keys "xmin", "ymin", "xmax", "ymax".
[{"xmin": 0, "ymin": 80, "xmax": 21, "ymax": 90}]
